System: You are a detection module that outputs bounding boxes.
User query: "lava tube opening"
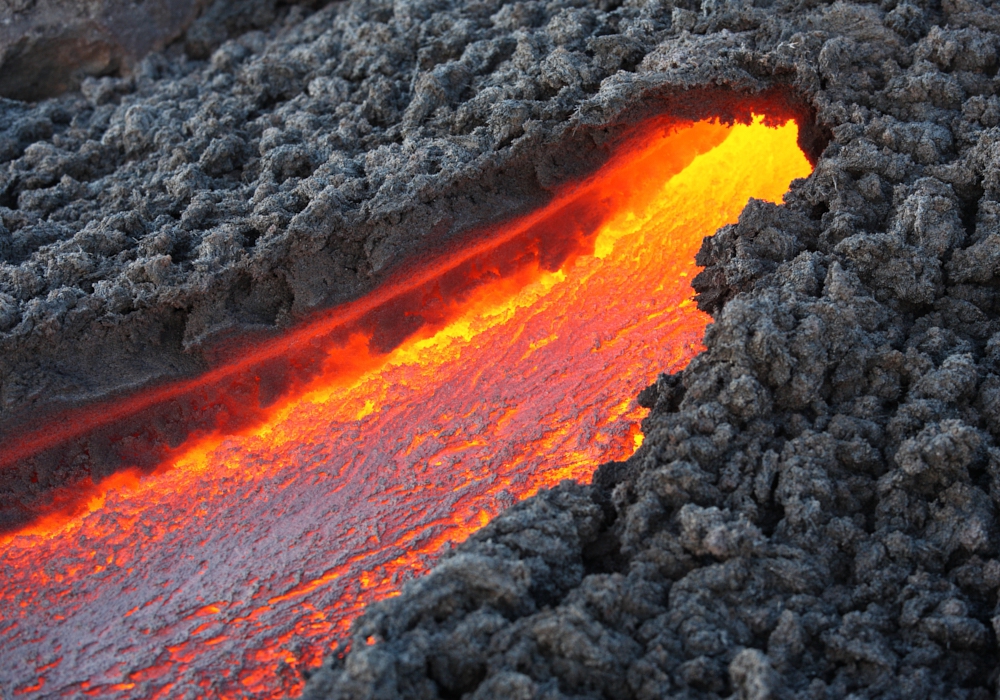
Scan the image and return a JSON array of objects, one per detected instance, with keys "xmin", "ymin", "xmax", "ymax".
[{"xmin": 0, "ymin": 113, "xmax": 813, "ymax": 700}]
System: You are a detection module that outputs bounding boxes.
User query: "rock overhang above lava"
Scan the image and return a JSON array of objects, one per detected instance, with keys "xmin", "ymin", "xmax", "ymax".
[{"xmin": 0, "ymin": 82, "xmax": 823, "ymax": 534}]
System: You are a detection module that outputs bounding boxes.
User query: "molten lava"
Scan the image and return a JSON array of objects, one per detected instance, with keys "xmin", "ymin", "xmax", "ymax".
[{"xmin": 0, "ymin": 116, "xmax": 812, "ymax": 699}]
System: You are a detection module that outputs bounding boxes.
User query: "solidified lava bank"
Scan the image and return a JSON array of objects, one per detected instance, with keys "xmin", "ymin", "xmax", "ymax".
[{"xmin": 2, "ymin": 1, "xmax": 1000, "ymax": 700}]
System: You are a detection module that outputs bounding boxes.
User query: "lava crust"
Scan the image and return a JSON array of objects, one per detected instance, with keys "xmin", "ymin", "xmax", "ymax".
[{"xmin": 2, "ymin": 0, "xmax": 1000, "ymax": 698}]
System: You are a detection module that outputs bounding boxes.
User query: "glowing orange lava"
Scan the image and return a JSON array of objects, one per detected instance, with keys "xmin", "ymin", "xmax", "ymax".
[{"xmin": 0, "ymin": 116, "xmax": 812, "ymax": 699}]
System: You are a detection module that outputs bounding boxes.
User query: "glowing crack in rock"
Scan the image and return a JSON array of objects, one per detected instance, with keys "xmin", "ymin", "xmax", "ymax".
[{"xmin": 0, "ymin": 116, "xmax": 812, "ymax": 699}]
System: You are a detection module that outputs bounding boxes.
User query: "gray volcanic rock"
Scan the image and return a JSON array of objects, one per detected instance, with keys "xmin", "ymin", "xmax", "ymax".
[
  {"xmin": 0, "ymin": 0, "xmax": 325, "ymax": 101},
  {"xmin": 0, "ymin": 0, "xmax": 208, "ymax": 101},
  {"xmin": 2, "ymin": 0, "xmax": 1000, "ymax": 697}
]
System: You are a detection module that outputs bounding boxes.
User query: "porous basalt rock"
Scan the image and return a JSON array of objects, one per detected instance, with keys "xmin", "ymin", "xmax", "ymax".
[{"xmin": 3, "ymin": 0, "xmax": 1000, "ymax": 697}]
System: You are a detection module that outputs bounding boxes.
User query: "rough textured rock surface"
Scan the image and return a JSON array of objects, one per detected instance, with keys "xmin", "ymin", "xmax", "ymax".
[
  {"xmin": 0, "ymin": 0, "xmax": 209, "ymax": 101},
  {"xmin": 3, "ymin": 0, "xmax": 1000, "ymax": 697},
  {"xmin": 0, "ymin": 0, "xmax": 326, "ymax": 101}
]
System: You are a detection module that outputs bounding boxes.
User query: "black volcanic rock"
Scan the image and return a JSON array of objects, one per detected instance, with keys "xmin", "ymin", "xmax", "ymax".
[{"xmin": 2, "ymin": 0, "xmax": 1000, "ymax": 698}]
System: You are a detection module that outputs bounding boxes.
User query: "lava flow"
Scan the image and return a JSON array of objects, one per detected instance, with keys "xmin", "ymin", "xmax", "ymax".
[{"xmin": 0, "ymin": 115, "xmax": 812, "ymax": 699}]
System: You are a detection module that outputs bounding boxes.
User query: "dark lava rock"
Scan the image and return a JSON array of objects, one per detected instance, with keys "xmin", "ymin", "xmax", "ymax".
[
  {"xmin": 3, "ymin": 0, "xmax": 1000, "ymax": 697},
  {"xmin": 0, "ymin": 0, "xmax": 326, "ymax": 101},
  {"xmin": 0, "ymin": 0, "xmax": 208, "ymax": 101}
]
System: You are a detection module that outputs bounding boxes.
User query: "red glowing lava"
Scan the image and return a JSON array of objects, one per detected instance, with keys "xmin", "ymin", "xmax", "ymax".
[{"xmin": 0, "ymin": 115, "xmax": 812, "ymax": 699}]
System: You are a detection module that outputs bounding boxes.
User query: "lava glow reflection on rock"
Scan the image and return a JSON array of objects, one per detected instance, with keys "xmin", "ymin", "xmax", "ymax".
[{"xmin": 0, "ymin": 116, "xmax": 811, "ymax": 699}]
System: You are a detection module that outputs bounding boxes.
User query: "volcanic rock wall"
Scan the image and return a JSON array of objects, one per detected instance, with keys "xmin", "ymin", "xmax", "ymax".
[{"xmin": 1, "ymin": 0, "xmax": 999, "ymax": 697}]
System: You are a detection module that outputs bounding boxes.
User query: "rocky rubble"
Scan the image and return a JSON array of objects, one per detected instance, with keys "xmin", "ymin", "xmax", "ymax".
[{"xmin": 3, "ymin": 0, "xmax": 1000, "ymax": 696}]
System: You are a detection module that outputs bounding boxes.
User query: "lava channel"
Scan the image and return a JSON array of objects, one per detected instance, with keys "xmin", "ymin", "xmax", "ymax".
[{"xmin": 0, "ymin": 115, "xmax": 812, "ymax": 699}]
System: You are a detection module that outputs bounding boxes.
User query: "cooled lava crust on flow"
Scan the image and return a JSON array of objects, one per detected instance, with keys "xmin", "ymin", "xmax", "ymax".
[{"xmin": 2, "ymin": 0, "xmax": 1000, "ymax": 699}]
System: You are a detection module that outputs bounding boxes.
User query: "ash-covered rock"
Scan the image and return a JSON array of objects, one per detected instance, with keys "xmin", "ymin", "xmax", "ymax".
[{"xmin": 4, "ymin": 0, "xmax": 1000, "ymax": 696}]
